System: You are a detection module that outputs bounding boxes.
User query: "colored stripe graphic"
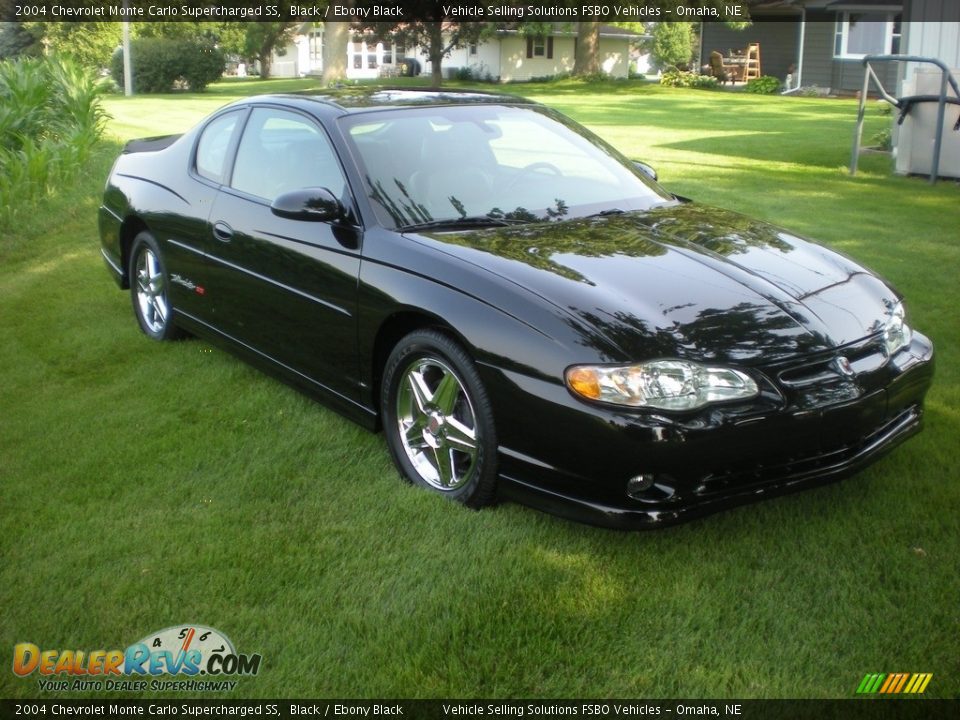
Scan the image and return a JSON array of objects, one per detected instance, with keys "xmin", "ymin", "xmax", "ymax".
[{"xmin": 857, "ymin": 673, "xmax": 931, "ymax": 694}]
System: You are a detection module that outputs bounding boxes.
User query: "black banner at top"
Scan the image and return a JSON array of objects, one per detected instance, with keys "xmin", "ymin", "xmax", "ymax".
[
  {"xmin": 4, "ymin": 0, "xmax": 956, "ymax": 24},
  {"xmin": 0, "ymin": 1, "xmax": 762, "ymax": 24}
]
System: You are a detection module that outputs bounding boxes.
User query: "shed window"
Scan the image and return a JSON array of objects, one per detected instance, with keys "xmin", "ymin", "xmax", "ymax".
[{"xmin": 834, "ymin": 12, "xmax": 902, "ymax": 59}]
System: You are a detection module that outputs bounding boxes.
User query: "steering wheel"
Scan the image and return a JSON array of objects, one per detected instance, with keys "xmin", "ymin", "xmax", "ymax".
[{"xmin": 502, "ymin": 162, "xmax": 563, "ymax": 193}]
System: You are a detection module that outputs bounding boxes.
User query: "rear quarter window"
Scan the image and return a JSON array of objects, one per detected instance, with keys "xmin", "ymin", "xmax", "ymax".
[{"xmin": 195, "ymin": 111, "xmax": 241, "ymax": 184}]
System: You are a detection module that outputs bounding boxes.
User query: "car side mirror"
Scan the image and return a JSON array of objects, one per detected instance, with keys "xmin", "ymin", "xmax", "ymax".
[
  {"xmin": 271, "ymin": 187, "xmax": 343, "ymax": 222},
  {"xmin": 632, "ymin": 161, "xmax": 658, "ymax": 182}
]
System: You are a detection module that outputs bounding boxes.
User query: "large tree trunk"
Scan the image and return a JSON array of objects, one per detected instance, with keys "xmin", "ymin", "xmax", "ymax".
[
  {"xmin": 428, "ymin": 21, "xmax": 443, "ymax": 87},
  {"xmin": 573, "ymin": 22, "xmax": 600, "ymax": 76},
  {"xmin": 258, "ymin": 51, "xmax": 272, "ymax": 79},
  {"xmin": 322, "ymin": 21, "xmax": 348, "ymax": 83}
]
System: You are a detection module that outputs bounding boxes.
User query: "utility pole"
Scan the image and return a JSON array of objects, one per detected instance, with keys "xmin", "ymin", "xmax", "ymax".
[{"xmin": 122, "ymin": 0, "xmax": 133, "ymax": 96}]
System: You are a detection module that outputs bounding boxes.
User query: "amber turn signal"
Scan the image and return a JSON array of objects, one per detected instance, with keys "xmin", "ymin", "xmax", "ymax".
[{"xmin": 566, "ymin": 367, "xmax": 601, "ymax": 400}]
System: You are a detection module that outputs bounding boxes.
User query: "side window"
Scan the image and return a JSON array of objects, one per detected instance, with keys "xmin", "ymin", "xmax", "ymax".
[
  {"xmin": 195, "ymin": 111, "xmax": 241, "ymax": 184},
  {"xmin": 231, "ymin": 108, "xmax": 347, "ymax": 203}
]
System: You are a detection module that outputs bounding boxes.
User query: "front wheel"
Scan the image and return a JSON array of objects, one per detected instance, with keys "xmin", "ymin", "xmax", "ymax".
[
  {"xmin": 129, "ymin": 231, "xmax": 184, "ymax": 341},
  {"xmin": 381, "ymin": 330, "xmax": 498, "ymax": 508}
]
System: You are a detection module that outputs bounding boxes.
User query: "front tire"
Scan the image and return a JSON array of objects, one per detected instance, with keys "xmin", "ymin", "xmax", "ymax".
[
  {"xmin": 381, "ymin": 330, "xmax": 498, "ymax": 508},
  {"xmin": 129, "ymin": 231, "xmax": 183, "ymax": 341}
]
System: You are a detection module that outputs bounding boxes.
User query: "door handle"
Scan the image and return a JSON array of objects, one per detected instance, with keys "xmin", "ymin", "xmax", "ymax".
[{"xmin": 212, "ymin": 221, "xmax": 234, "ymax": 242}]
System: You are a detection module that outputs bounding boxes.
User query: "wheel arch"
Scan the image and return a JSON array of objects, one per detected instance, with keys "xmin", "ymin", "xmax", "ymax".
[
  {"xmin": 118, "ymin": 215, "xmax": 151, "ymax": 289},
  {"xmin": 369, "ymin": 310, "xmax": 470, "ymax": 430}
]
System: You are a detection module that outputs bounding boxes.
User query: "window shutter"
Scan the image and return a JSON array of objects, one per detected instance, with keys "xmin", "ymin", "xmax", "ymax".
[
  {"xmin": 526, "ymin": 37, "xmax": 533, "ymax": 59},
  {"xmin": 573, "ymin": 37, "xmax": 577, "ymax": 58},
  {"xmin": 547, "ymin": 37, "xmax": 554, "ymax": 59}
]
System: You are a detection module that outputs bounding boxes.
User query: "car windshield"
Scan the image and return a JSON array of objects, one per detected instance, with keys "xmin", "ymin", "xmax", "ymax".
[{"xmin": 340, "ymin": 105, "xmax": 676, "ymax": 230}]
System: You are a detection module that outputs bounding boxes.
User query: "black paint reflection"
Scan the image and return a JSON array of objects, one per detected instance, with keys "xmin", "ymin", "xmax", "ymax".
[{"xmin": 416, "ymin": 205, "xmax": 888, "ymax": 365}]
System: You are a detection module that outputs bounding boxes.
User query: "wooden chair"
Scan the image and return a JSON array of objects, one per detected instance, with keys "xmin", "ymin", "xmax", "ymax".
[{"xmin": 744, "ymin": 43, "xmax": 761, "ymax": 81}]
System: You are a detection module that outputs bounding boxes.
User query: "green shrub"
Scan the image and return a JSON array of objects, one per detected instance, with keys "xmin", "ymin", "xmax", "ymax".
[
  {"xmin": 744, "ymin": 76, "xmax": 782, "ymax": 94},
  {"xmin": 527, "ymin": 72, "xmax": 570, "ymax": 83},
  {"xmin": 870, "ymin": 127, "xmax": 893, "ymax": 151},
  {"xmin": 573, "ymin": 72, "xmax": 609, "ymax": 84},
  {"xmin": 182, "ymin": 43, "xmax": 225, "ymax": 92},
  {"xmin": 111, "ymin": 37, "xmax": 224, "ymax": 93},
  {"xmin": 660, "ymin": 69, "xmax": 719, "ymax": 90},
  {"xmin": 0, "ymin": 56, "xmax": 107, "ymax": 229},
  {"xmin": 525, "ymin": 72, "xmax": 611, "ymax": 84}
]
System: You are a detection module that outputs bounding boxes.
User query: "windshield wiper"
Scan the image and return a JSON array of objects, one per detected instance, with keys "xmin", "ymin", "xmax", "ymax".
[{"xmin": 398, "ymin": 216, "xmax": 529, "ymax": 233}]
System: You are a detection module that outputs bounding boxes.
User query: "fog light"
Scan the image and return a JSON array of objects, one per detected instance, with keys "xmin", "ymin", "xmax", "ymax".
[{"xmin": 627, "ymin": 474, "xmax": 656, "ymax": 499}]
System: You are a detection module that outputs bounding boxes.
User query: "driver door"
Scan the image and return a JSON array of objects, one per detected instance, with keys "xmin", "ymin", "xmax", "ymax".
[{"xmin": 205, "ymin": 106, "xmax": 362, "ymax": 402}]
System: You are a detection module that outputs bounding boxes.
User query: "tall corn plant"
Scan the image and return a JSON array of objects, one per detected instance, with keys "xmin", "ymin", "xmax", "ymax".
[{"xmin": 0, "ymin": 57, "xmax": 108, "ymax": 231}]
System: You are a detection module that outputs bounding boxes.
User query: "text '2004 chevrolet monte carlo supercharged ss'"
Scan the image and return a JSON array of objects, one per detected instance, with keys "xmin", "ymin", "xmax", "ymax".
[{"xmin": 99, "ymin": 89, "xmax": 934, "ymax": 529}]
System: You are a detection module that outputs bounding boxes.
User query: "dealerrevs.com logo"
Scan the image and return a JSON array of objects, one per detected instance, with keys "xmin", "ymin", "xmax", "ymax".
[{"xmin": 12, "ymin": 625, "xmax": 262, "ymax": 692}]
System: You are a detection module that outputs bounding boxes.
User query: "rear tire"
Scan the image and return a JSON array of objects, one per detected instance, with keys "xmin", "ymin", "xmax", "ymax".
[
  {"xmin": 381, "ymin": 330, "xmax": 498, "ymax": 508},
  {"xmin": 129, "ymin": 231, "xmax": 184, "ymax": 341}
]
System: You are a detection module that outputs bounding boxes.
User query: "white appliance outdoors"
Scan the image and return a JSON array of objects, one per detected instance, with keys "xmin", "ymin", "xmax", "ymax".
[{"xmin": 895, "ymin": 67, "xmax": 960, "ymax": 178}]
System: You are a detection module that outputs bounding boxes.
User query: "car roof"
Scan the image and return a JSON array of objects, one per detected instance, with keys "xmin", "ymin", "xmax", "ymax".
[{"xmin": 227, "ymin": 88, "xmax": 539, "ymax": 117}]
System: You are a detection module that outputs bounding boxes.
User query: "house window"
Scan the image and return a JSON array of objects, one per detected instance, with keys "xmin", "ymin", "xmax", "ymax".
[
  {"xmin": 469, "ymin": 43, "xmax": 478, "ymax": 56},
  {"xmin": 351, "ymin": 36, "xmax": 364, "ymax": 69},
  {"xmin": 383, "ymin": 41, "xmax": 393, "ymax": 65},
  {"xmin": 526, "ymin": 37, "xmax": 554, "ymax": 60},
  {"xmin": 834, "ymin": 12, "xmax": 902, "ymax": 59},
  {"xmin": 308, "ymin": 29, "xmax": 322, "ymax": 63}
]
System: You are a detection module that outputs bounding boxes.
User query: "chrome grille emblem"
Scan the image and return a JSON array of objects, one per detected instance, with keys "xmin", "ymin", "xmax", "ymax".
[{"xmin": 834, "ymin": 356, "xmax": 855, "ymax": 377}]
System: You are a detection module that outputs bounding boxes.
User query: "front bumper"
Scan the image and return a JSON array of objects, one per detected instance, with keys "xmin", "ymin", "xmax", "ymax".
[{"xmin": 489, "ymin": 332, "xmax": 935, "ymax": 529}]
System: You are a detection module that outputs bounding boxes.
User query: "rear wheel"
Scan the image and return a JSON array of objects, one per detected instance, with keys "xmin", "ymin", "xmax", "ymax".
[
  {"xmin": 129, "ymin": 231, "xmax": 183, "ymax": 341},
  {"xmin": 381, "ymin": 330, "xmax": 498, "ymax": 508}
]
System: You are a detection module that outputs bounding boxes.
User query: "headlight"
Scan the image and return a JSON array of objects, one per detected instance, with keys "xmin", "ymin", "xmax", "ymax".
[
  {"xmin": 883, "ymin": 302, "xmax": 912, "ymax": 356},
  {"xmin": 565, "ymin": 359, "xmax": 759, "ymax": 411}
]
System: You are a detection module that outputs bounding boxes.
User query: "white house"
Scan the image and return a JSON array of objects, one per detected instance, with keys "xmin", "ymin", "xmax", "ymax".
[{"xmin": 269, "ymin": 23, "xmax": 642, "ymax": 82}]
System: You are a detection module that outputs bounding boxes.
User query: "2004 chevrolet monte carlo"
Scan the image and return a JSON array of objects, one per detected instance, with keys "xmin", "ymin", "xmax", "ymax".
[{"xmin": 99, "ymin": 89, "xmax": 934, "ymax": 529}]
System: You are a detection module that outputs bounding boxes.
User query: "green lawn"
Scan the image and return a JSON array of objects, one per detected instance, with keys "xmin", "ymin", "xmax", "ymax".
[{"xmin": 2, "ymin": 77, "xmax": 958, "ymax": 700}]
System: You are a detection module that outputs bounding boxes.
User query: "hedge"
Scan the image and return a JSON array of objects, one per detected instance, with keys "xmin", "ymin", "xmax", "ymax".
[{"xmin": 111, "ymin": 38, "xmax": 224, "ymax": 94}]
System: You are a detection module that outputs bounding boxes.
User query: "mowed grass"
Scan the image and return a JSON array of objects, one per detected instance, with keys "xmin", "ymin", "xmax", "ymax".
[{"xmin": 1, "ymin": 77, "xmax": 958, "ymax": 700}]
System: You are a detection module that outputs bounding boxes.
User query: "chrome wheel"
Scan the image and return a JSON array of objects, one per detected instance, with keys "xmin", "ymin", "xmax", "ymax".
[
  {"xmin": 135, "ymin": 247, "xmax": 168, "ymax": 334},
  {"xmin": 129, "ymin": 231, "xmax": 183, "ymax": 341},
  {"xmin": 383, "ymin": 330, "xmax": 498, "ymax": 507},
  {"xmin": 395, "ymin": 357, "xmax": 479, "ymax": 491}
]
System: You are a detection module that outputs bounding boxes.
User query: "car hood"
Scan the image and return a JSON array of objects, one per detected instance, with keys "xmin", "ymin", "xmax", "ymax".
[{"xmin": 415, "ymin": 204, "xmax": 899, "ymax": 365}]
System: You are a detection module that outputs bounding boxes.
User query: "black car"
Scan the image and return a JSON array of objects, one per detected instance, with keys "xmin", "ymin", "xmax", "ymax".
[{"xmin": 99, "ymin": 89, "xmax": 934, "ymax": 528}]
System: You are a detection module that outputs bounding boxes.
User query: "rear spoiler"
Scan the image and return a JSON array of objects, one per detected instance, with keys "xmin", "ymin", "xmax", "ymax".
[{"xmin": 122, "ymin": 134, "xmax": 181, "ymax": 154}]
